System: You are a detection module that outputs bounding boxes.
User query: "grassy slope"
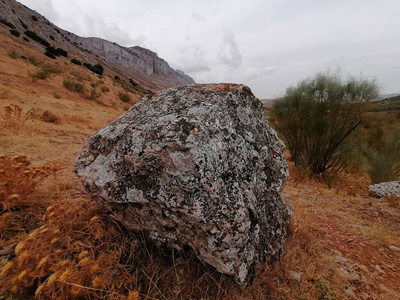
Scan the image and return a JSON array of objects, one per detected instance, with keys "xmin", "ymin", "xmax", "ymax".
[{"xmin": 1, "ymin": 31, "xmax": 400, "ymax": 299}]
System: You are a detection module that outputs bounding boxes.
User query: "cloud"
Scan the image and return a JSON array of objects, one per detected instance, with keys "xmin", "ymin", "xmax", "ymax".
[
  {"xmin": 175, "ymin": 42, "xmax": 210, "ymax": 73},
  {"xmin": 191, "ymin": 12, "xmax": 206, "ymax": 22},
  {"xmin": 218, "ymin": 31, "xmax": 242, "ymax": 68},
  {"xmin": 131, "ymin": 35, "xmax": 150, "ymax": 48},
  {"xmin": 242, "ymin": 67, "xmax": 278, "ymax": 81}
]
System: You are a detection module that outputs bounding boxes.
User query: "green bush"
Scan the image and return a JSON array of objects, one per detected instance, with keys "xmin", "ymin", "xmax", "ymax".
[
  {"xmin": 100, "ymin": 86, "xmax": 110, "ymax": 93},
  {"xmin": 30, "ymin": 65, "xmax": 60, "ymax": 81},
  {"xmin": 56, "ymin": 48, "xmax": 68, "ymax": 57},
  {"xmin": 9, "ymin": 29, "xmax": 20, "ymax": 37},
  {"xmin": 0, "ymin": 19, "xmax": 15, "ymax": 29},
  {"xmin": 71, "ymin": 58, "xmax": 82, "ymax": 65},
  {"xmin": 63, "ymin": 78, "xmax": 85, "ymax": 93},
  {"xmin": 24, "ymin": 31, "xmax": 50, "ymax": 47},
  {"xmin": 89, "ymin": 88, "xmax": 102, "ymax": 101},
  {"xmin": 31, "ymin": 15, "xmax": 38, "ymax": 21},
  {"xmin": 53, "ymin": 92, "xmax": 61, "ymax": 99},
  {"xmin": 118, "ymin": 92, "xmax": 131, "ymax": 103},
  {"xmin": 7, "ymin": 50, "xmax": 19, "ymax": 59},
  {"xmin": 44, "ymin": 51, "xmax": 56, "ymax": 59},
  {"xmin": 27, "ymin": 55, "xmax": 42, "ymax": 66},
  {"xmin": 271, "ymin": 71, "xmax": 379, "ymax": 175},
  {"xmin": 367, "ymin": 128, "xmax": 400, "ymax": 183}
]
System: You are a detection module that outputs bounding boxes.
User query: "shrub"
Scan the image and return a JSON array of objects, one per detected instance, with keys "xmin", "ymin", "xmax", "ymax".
[
  {"xmin": 53, "ymin": 92, "xmax": 61, "ymax": 99},
  {"xmin": 56, "ymin": 48, "xmax": 68, "ymax": 57},
  {"xmin": 19, "ymin": 18, "xmax": 28, "ymax": 30},
  {"xmin": 129, "ymin": 78, "xmax": 138, "ymax": 86},
  {"xmin": 49, "ymin": 35, "xmax": 55, "ymax": 41},
  {"xmin": 9, "ymin": 29, "xmax": 20, "ymax": 37},
  {"xmin": 70, "ymin": 58, "xmax": 82, "ymax": 65},
  {"xmin": 44, "ymin": 51, "xmax": 56, "ymax": 59},
  {"xmin": 27, "ymin": 55, "xmax": 42, "ymax": 66},
  {"xmin": 24, "ymin": 31, "xmax": 50, "ymax": 47},
  {"xmin": 23, "ymin": 37, "xmax": 29, "ymax": 42},
  {"xmin": 271, "ymin": 71, "xmax": 379, "ymax": 175},
  {"xmin": 0, "ymin": 155, "xmax": 57, "ymax": 210},
  {"xmin": 83, "ymin": 63, "xmax": 104, "ymax": 75},
  {"xmin": 89, "ymin": 88, "xmax": 102, "ymax": 101},
  {"xmin": 100, "ymin": 86, "xmax": 110, "ymax": 93},
  {"xmin": 114, "ymin": 75, "xmax": 121, "ymax": 81},
  {"xmin": 1, "ymin": 105, "xmax": 25, "ymax": 129},
  {"xmin": 30, "ymin": 65, "xmax": 60, "ymax": 81},
  {"xmin": 118, "ymin": 92, "xmax": 131, "ymax": 103},
  {"xmin": 367, "ymin": 128, "xmax": 400, "ymax": 183},
  {"xmin": 41, "ymin": 110, "xmax": 60, "ymax": 123},
  {"xmin": 0, "ymin": 19, "xmax": 15, "ymax": 29},
  {"xmin": 31, "ymin": 15, "xmax": 38, "ymax": 21},
  {"xmin": 45, "ymin": 46, "xmax": 61, "ymax": 57},
  {"xmin": 7, "ymin": 50, "xmax": 19, "ymax": 59},
  {"xmin": 63, "ymin": 78, "xmax": 85, "ymax": 93}
]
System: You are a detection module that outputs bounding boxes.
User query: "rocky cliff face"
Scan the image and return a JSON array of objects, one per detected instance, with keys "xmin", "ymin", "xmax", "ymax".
[{"xmin": 0, "ymin": 0, "xmax": 194, "ymax": 91}]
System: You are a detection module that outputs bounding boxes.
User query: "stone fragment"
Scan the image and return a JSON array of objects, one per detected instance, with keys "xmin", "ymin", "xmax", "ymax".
[
  {"xmin": 75, "ymin": 83, "xmax": 292, "ymax": 285},
  {"xmin": 368, "ymin": 181, "xmax": 400, "ymax": 198}
]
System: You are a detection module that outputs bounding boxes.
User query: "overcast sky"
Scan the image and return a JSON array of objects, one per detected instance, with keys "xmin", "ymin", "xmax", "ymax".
[{"xmin": 18, "ymin": 0, "xmax": 400, "ymax": 99}]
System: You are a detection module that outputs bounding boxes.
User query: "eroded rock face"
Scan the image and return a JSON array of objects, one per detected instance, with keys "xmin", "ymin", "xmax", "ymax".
[
  {"xmin": 74, "ymin": 83, "xmax": 291, "ymax": 285},
  {"xmin": 368, "ymin": 181, "xmax": 400, "ymax": 198}
]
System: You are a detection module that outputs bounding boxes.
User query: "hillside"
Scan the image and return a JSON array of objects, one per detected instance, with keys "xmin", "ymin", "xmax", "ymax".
[
  {"xmin": 0, "ymin": 0, "xmax": 194, "ymax": 92},
  {"xmin": 1, "ymin": 1, "xmax": 400, "ymax": 299}
]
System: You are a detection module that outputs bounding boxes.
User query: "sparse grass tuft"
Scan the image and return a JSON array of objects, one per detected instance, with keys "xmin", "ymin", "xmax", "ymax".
[
  {"xmin": 118, "ymin": 92, "xmax": 131, "ymax": 103},
  {"xmin": 27, "ymin": 55, "xmax": 42, "ymax": 66},
  {"xmin": 53, "ymin": 92, "xmax": 61, "ymax": 99},
  {"xmin": 41, "ymin": 110, "xmax": 61, "ymax": 124},
  {"xmin": 63, "ymin": 78, "xmax": 85, "ymax": 93},
  {"xmin": 30, "ymin": 64, "xmax": 61, "ymax": 81},
  {"xmin": 0, "ymin": 155, "xmax": 59, "ymax": 211},
  {"xmin": 7, "ymin": 50, "xmax": 19, "ymax": 59}
]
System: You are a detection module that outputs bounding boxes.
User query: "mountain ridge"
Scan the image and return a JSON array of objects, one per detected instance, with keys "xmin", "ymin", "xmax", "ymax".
[{"xmin": 0, "ymin": 0, "xmax": 195, "ymax": 91}]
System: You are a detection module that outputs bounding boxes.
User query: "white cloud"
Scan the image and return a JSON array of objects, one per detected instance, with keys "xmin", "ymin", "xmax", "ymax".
[
  {"xmin": 174, "ymin": 41, "xmax": 210, "ymax": 73},
  {"xmin": 242, "ymin": 67, "xmax": 278, "ymax": 81},
  {"xmin": 218, "ymin": 31, "xmax": 242, "ymax": 68}
]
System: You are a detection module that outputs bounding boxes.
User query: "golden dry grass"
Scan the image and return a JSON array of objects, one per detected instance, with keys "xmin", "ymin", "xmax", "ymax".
[{"xmin": 1, "ymin": 29, "xmax": 400, "ymax": 299}]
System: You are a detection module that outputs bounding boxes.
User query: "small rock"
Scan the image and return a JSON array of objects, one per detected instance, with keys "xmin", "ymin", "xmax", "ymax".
[
  {"xmin": 344, "ymin": 286, "xmax": 357, "ymax": 299},
  {"xmin": 288, "ymin": 270, "xmax": 302, "ymax": 282},
  {"xmin": 375, "ymin": 265, "xmax": 385, "ymax": 274},
  {"xmin": 368, "ymin": 181, "xmax": 400, "ymax": 198},
  {"xmin": 389, "ymin": 245, "xmax": 400, "ymax": 253}
]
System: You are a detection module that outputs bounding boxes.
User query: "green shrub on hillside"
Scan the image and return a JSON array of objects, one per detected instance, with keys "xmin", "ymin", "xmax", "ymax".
[
  {"xmin": 118, "ymin": 92, "xmax": 131, "ymax": 103},
  {"xmin": 63, "ymin": 78, "xmax": 85, "ymax": 93},
  {"xmin": 9, "ymin": 29, "xmax": 20, "ymax": 37},
  {"xmin": 7, "ymin": 50, "xmax": 19, "ymax": 59},
  {"xmin": 367, "ymin": 128, "xmax": 400, "ymax": 183},
  {"xmin": 271, "ymin": 71, "xmax": 379, "ymax": 175}
]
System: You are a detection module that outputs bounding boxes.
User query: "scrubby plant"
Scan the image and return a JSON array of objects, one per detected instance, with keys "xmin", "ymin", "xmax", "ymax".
[
  {"xmin": 45, "ymin": 46, "xmax": 61, "ymax": 57},
  {"xmin": 1, "ymin": 104, "xmax": 25, "ymax": 129},
  {"xmin": 27, "ymin": 55, "xmax": 42, "ymax": 66},
  {"xmin": 271, "ymin": 70, "xmax": 379, "ymax": 175},
  {"xmin": 367, "ymin": 128, "xmax": 400, "ymax": 183},
  {"xmin": 49, "ymin": 35, "xmax": 55, "ymax": 41},
  {"xmin": 23, "ymin": 36, "xmax": 29, "ymax": 42},
  {"xmin": 44, "ymin": 51, "xmax": 56, "ymax": 59},
  {"xmin": 56, "ymin": 47, "xmax": 68, "ymax": 57},
  {"xmin": 0, "ymin": 155, "xmax": 58, "ymax": 210},
  {"xmin": 30, "ymin": 64, "xmax": 60, "ymax": 81},
  {"xmin": 9, "ymin": 29, "xmax": 20, "ymax": 37},
  {"xmin": 100, "ymin": 86, "xmax": 110, "ymax": 93},
  {"xmin": 31, "ymin": 15, "xmax": 38, "ymax": 21},
  {"xmin": 0, "ymin": 19, "xmax": 16, "ymax": 29},
  {"xmin": 70, "ymin": 58, "xmax": 82, "ymax": 65},
  {"xmin": 89, "ymin": 88, "xmax": 102, "ymax": 101},
  {"xmin": 19, "ymin": 18, "xmax": 28, "ymax": 30},
  {"xmin": 41, "ymin": 110, "xmax": 60, "ymax": 124},
  {"xmin": 7, "ymin": 50, "xmax": 19, "ymax": 59},
  {"xmin": 53, "ymin": 92, "xmax": 61, "ymax": 99},
  {"xmin": 0, "ymin": 199, "xmax": 140, "ymax": 299},
  {"xmin": 118, "ymin": 92, "xmax": 131, "ymax": 103},
  {"xmin": 24, "ymin": 31, "xmax": 50, "ymax": 47},
  {"xmin": 63, "ymin": 78, "xmax": 85, "ymax": 93}
]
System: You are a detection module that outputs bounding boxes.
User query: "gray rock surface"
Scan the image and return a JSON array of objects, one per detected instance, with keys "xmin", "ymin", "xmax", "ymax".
[
  {"xmin": 74, "ymin": 83, "xmax": 291, "ymax": 285},
  {"xmin": 368, "ymin": 181, "xmax": 400, "ymax": 198}
]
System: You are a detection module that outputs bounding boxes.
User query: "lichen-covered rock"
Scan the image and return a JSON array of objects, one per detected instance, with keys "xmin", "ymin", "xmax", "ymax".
[
  {"xmin": 368, "ymin": 181, "xmax": 400, "ymax": 198},
  {"xmin": 74, "ymin": 83, "xmax": 291, "ymax": 285}
]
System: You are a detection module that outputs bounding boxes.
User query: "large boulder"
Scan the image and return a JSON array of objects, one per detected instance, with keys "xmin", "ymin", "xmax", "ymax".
[{"xmin": 74, "ymin": 83, "xmax": 291, "ymax": 285}]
